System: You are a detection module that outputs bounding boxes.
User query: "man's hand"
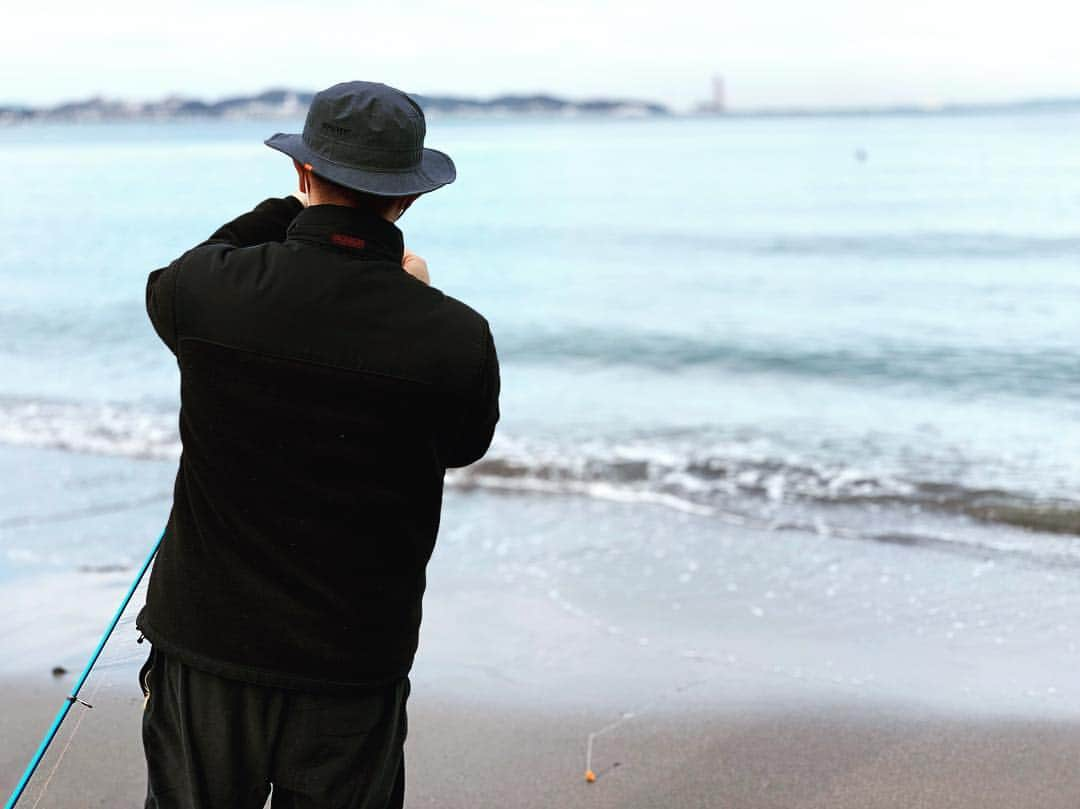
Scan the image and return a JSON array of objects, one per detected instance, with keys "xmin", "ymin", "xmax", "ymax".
[{"xmin": 402, "ymin": 249, "xmax": 430, "ymax": 285}]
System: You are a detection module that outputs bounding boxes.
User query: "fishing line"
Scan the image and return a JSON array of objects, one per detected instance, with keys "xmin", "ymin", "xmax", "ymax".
[
  {"xmin": 582, "ymin": 672, "xmax": 717, "ymax": 783},
  {"xmin": 584, "ymin": 711, "xmax": 635, "ymax": 783},
  {"xmin": 28, "ymin": 675, "xmax": 107, "ymax": 809},
  {"xmin": 3, "ymin": 527, "xmax": 165, "ymax": 809}
]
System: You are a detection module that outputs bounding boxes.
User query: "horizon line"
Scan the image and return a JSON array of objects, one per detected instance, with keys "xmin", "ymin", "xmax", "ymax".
[{"xmin": 4, "ymin": 87, "xmax": 1080, "ymax": 118}]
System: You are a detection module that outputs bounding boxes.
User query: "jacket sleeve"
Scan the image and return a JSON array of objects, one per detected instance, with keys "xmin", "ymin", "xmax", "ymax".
[
  {"xmin": 146, "ymin": 261, "xmax": 181, "ymax": 355},
  {"xmin": 145, "ymin": 196, "xmax": 304, "ymax": 354},
  {"xmin": 204, "ymin": 195, "xmax": 304, "ymax": 247},
  {"xmin": 440, "ymin": 322, "xmax": 501, "ymax": 469}
]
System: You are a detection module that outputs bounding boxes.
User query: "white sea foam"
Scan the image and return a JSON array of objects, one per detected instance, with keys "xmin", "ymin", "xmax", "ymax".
[
  {"xmin": 1, "ymin": 397, "xmax": 1078, "ymax": 557},
  {"xmin": 0, "ymin": 398, "xmax": 180, "ymax": 460}
]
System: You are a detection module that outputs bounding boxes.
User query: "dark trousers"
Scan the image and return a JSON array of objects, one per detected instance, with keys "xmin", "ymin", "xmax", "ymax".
[{"xmin": 139, "ymin": 648, "xmax": 408, "ymax": 809}]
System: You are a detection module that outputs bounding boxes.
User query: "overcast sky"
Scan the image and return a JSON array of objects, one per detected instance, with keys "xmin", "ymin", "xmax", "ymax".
[{"xmin": 3, "ymin": 0, "xmax": 1079, "ymax": 111}]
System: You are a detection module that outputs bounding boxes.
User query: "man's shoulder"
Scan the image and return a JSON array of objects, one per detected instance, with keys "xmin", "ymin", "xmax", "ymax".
[
  {"xmin": 420, "ymin": 284, "xmax": 490, "ymax": 332},
  {"xmin": 178, "ymin": 237, "xmax": 281, "ymax": 269},
  {"xmin": 172, "ymin": 238, "xmax": 490, "ymax": 379}
]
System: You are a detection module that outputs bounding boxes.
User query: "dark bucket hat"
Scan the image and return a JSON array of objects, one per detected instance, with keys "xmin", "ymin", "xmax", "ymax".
[{"xmin": 265, "ymin": 81, "xmax": 456, "ymax": 197}]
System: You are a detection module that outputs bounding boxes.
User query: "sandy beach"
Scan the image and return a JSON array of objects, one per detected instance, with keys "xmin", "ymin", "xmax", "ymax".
[{"xmin": 5, "ymin": 674, "xmax": 1080, "ymax": 808}]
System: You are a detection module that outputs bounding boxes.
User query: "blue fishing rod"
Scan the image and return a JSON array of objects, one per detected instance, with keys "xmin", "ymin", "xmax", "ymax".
[{"xmin": 3, "ymin": 528, "xmax": 165, "ymax": 809}]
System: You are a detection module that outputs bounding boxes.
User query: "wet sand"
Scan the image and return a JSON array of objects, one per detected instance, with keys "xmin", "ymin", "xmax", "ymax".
[{"xmin": 3, "ymin": 674, "xmax": 1080, "ymax": 808}]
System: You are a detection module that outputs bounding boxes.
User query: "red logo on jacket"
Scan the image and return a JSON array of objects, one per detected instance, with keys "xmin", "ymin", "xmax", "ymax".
[{"xmin": 330, "ymin": 234, "xmax": 366, "ymax": 250}]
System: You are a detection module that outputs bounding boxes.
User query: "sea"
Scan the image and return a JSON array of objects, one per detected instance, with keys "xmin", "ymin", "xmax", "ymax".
[{"xmin": 0, "ymin": 111, "xmax": 1078, "ymax": 569}]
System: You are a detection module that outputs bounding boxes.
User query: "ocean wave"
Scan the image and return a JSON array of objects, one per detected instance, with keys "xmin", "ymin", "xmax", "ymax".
[
  {"xmin": 754, "ymin": 232, "xmax": 1080, "ymax": 260},
  {"xmin": 4, "ymin": 321, "xmax": 1075, "ymax": 402},
  {"xmin": 1, "ymin": 397, "xmax": 1076, "ymax": 546},
  {"xmin": 510, "ymin": 224, "xmax": 1080, "ymax": 261},
  {"xmin": 449, "ymin": 435, "xmax": 1080, "ymax": 540},
  {"xmin": 497, "ymin": 329, "xmax": 1078, "ymax": 397},
  {"xmin": 0, "ymin": 398, "xmax": 180, "ymax": 460}
]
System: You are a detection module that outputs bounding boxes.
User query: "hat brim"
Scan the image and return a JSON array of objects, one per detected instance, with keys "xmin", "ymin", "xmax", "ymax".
[{"xmin": 264, "ymin": 132, "xmax": 456, "ymax": 197}]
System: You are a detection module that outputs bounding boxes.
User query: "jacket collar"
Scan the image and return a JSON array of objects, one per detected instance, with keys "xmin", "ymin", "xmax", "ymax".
[{"xmin": 286, "ymin": 204, "xmax": 404, "ymax": 264}]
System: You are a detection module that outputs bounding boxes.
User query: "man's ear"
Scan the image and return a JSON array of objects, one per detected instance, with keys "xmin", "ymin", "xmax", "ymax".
[{"xmin": 293, "ymin": 159, "xmax": 309, "ymax": 194}]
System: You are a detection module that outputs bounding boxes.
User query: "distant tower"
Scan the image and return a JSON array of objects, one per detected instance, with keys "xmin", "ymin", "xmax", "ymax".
[{"xmin": 711, "ymin": 75, "xmax": 726, "ymax": 113}]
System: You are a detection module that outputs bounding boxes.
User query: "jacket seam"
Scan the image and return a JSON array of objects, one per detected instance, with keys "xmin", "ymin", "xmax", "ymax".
[{"xmin": 177, "ymin": 335, "xmax": 434, "ymax": 387}]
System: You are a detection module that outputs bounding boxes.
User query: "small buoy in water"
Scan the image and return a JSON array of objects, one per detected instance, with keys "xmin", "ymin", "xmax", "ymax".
[
  {"xmin": 855, "ymin": 148, "xmax": 868, "ymax": 163},
  {"xmin": 51, "ymin": 666, "xmax": 68, "ymax": 677},
  {"xmin": 585, "ymin": 770, "xmax": 596, "ymax": 783}
]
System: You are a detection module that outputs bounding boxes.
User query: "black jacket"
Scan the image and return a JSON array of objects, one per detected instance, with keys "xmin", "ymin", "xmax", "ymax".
[{"xmin": 136, "ymin": 197, "xmax": 499, "ymax": 692}]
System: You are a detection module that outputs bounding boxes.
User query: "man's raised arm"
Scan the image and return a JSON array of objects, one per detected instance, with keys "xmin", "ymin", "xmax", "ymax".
[
  {"xmin": 204, "ymin": 195, "xmax": 305, "ymax": 247},
  {"xmin": 145, "ymin": 195, "xmax": 304, "ymax": 353}
]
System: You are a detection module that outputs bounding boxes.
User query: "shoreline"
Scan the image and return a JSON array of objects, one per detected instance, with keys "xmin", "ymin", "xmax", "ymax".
[
  {"xmin": 3, "ymin": 444, "xmax": 1080, "ymax": 713},
  {"xmin": 4, "ymin": 443, "xmax": 1080, "ymax": 805}
]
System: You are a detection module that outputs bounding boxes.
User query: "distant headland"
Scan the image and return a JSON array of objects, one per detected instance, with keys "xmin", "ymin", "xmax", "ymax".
[
  {"xmin": 0, "ymin": 89, "xmax": 671, "ymax": 124},
  {"xmin": 4, "ymin": 88, "xmax": 1080, "ymax": 125}
]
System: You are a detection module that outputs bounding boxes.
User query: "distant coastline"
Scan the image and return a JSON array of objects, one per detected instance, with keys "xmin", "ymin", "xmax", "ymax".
[
  {"xmin": 718, "ymin": 96, "xmax": 1080, "ymax": 119},
  {"xmin": 3, "ymin": 89, "xmax": 1080, "ymax": 125},
  {"xmin": 0, "ymin": 89, "xmax": 671, "ymax": 124}
]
